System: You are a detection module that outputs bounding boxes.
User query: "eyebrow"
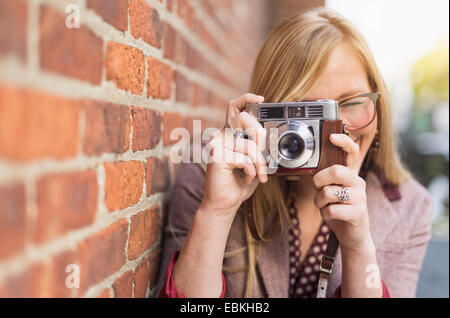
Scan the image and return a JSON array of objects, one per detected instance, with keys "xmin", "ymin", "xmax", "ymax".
[
  {"xmin": 337, "ymin": 90, "xmax": 365, "ymax": 100},
  {"xmin": 302, "ymin": 90, "xmax": 364, "ymax": 102}
]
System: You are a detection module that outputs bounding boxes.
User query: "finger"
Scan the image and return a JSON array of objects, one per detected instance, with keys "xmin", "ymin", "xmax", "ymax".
[
  {"xmin": 228, "ymin": 112, "xmax": 266, "ymax": 151},
  {"xmin": 314, "ymin": 185, "xmax": 353, "ymax": 209},
  {"xmin": 226, "ymin": 93, "xmax": 264, "ymax": 121},
  {"xmin": 222, "ymin": 134, "xmax": 268, "ymax": 183},
  {"xmin": 320, "ymin": 204, "xmax": 362, "ymax": 225},
  {"xmin": 225, "ymin": 148, "xmax": 257, "ymax": 185},
  {"xmin": 313, "ymin": 164, "xmax": 363, "ymax": 189},
  {"xmin": 329, "ymin": 133, "xmax": 359, "ymax": 171}
]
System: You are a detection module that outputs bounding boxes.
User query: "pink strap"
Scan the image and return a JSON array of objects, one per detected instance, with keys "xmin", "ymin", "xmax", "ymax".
[{"xmin": 158, "ymin": 250, "xmax": 226, "ymax": 298}]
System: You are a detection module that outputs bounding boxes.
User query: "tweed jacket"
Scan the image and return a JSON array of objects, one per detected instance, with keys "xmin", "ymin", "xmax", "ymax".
[{"xmin": 156, "ymin": 163, "xmax": 433, "ymax": 298}]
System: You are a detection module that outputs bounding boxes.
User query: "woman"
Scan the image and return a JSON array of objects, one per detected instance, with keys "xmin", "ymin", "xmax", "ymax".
[{"xmin": 156, "ymin": 7, "xmax": 432, "ymax": 298}]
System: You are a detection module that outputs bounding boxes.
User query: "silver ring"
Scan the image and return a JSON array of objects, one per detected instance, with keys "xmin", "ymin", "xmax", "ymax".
[
  {"xmin": 335, "ymin": 187, "xmax": 350, "ymax": 203},
  {"xmin": 226, "ymin": 117, "xmax": 233, "ymax": 130},
  {"xmin": 233, "ymin": 130, "xmax": 244, "ymax": 151}
]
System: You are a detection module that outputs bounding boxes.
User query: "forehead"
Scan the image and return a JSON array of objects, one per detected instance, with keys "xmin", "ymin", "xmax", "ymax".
[{"xmin": 304, "ymin": 42, "xmax": 371, "ymax": 101}]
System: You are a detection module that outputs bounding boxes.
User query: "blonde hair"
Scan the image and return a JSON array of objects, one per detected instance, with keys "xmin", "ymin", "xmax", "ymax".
[{"xmin": 223, "ymin": 7, "xmax": 412, "ymax": 297}]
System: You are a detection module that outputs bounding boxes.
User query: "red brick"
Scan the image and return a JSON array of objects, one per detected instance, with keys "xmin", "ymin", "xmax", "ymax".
[
  {"xmin": 163, "ymin": 23, "xmax": 175, "ymax": 60},
  {"xmin": 0, "ymin": 86, "xmax": 80, "ymax": 161},
  {"xmin": 131, "ymin": 107, "xmax": 161, "ymax": 152},
  {"xmin": 36, "ymin": 250, "xmax": 77, "ymax": 298},
  {"xmin": 147, "ymin": 56, "xmax": 173, "ymax": 100},
  {"xmin": 167, "ymin": 0, "xmax": 173, "ymax": 11},
  {"xmin": 83, "ymin": 101, "xmax": 131, "ymax": 155},
  {"xmin": 0, "ymin": 251, "xmax": 77, "ymax": 297},
  {"xmin": 162, "ymin": 111, "xmax": 184, "ymax": 146},
  {"xmin": 177, "ymin": 0, "xmax": 190, "ymax": 22},
  {"xmin": 134, "ymin": 260, "xmax": 149, "ymax": 298},
  {"xmin": 35, "ymin": 170, "xmax": 98, "ymax": 244},
  {"xmin": 193, "ymin": 84, "xmax": 207, "ymax": 107},
  {"xmin": 175, "ymin": 72, "xmax": 192, "ymax": 105},
  {"xmin": 113, "ymin": 270, "xmax": 133, "ymax": 298},
  {"xmin": 0, "ymin": 262, "xmax": 44, "ymax": 297},
  {"xmin": 106, "ymin": 42, "xmax": 146, "ymax": 95},
  {"xmin": 87, "ymin": 0, "xmax": 128, "ymax": 31},
  {"xmin": 128, "ymin": 205, "xmax": 160, "ymax": 260},
  {"xmin": 0, "ymin": 0, "xmax": 27, "ymax": 60},
  {"xmin": 185, "ymin": 44, "xmax": 201, "ymax": 70},
  {"xmin": 104, "ymin": 161, "xmax": 144, "ymax": 211},
  {"xmin": 149, "ymin": 249, "xmax": 162, "ymax": 289},
  {"xmin": 0, "ymin": 183, "xmax": 26, "ymax": 260},
  {"xmin": 174, "ymin": 34, "xmax": 188, "ymax": 65},
  {"xmin": 77, "ymin": 219, "xmax": 128, "ymax": 291},
  {"xmin": 97, "ymin": 288, "xmax": 111, "ymax": 298},
  {"xmin": 129, "ymin": 0, "xmax": 162, "ymax": 48},
  {"xmin": 39, "ymin": 6, "xmax": 103, "ymax": 85},
  {"xmin": 146, "ymin": 157, "xmax": 170, "ymax": 196},
  {"xmin": 202, "ymin": 28, "xmax": 220, "ymax": 53}
]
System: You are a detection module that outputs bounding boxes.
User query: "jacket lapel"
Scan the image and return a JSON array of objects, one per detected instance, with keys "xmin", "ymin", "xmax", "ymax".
[
  {"xmin": 255, "ymin": 170, "xmax": 400, "ymax": 298},
  {"xmin": 256, "ymin": 227, "xmax": 290, "ymax": 297},
  {"xmin": 365, "ymin": 170, "xmax": 400, "ymax": 246}
]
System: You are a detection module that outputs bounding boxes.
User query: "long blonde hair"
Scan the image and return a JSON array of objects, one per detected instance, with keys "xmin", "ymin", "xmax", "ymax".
[{"xmin": 223, "ymin": 7, "xmax": 411, "ymax": 297}]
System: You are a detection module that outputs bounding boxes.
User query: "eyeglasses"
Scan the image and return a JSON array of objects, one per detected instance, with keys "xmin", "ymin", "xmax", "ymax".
[{"xmin": 337, "ymin": 92, "xmax": 380, "ymax": 131}]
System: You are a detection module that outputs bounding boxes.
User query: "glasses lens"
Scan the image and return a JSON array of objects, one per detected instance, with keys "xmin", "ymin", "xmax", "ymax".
[
  {"xmin": 339, "ymin": 96, "xmax": 375, "ymax": 129},
  {"xmin": 279, "ymin": 133, "xmax": 305, "ymax": 159}
]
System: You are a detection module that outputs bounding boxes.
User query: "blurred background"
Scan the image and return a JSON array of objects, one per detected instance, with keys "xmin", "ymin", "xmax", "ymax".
[
  {"xmin": 326, "ymin": 0, "xmax": 449, "ymax": 297},
  {"xmin": 0, "ymin": 0, "xmax": 448, "ymax": 298}
]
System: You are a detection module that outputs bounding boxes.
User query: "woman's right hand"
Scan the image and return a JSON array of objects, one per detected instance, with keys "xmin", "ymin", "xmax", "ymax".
[{"xmin": 201, "ymin": 93, "xmax": 268, "ymax": 218}]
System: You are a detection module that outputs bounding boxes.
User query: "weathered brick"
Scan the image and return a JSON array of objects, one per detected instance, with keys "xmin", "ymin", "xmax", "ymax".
[
  {"xmin": 175, "ymin": 72, "xmax": 192, "ymax": 104},
  {"xmin": 193, "ymin": 84, "xmax": 207, "ymax": 107},
  {"xmin": 146, "ymin": 157, "xmax": 170, "ymax": 196},
  {"xmin": 39, "ymin": 6, "xmax": 103, "ymax": 85},
  {"xmin": 128, "ymin": 205, "xmax": 160, "ymax": 260},
  {"xmin": 35, "ymin": 250, "xmax": 77, "ymax": 298},
  {"xmin": 174, "ymin": 34, "xmax": 188, "ymax": 65},
  {"xmin": 178, "ymin": 0, "xmax": 195, "ymax": 30},
  {"xmin": 0, "ymin": 0, "xmax": 27, "ymax": 60},
  {"xmin": 147, "ymin": 57, "xmax": 173, "ymax": 100},
  {"xmin": 0, "ymin": 183, "xmax": 26, "ymax": 260},
  {"xmin": 129, "ymin": 0, "xmax": 162, "ymax": 48},
  {"xmin": 83, "ymin": 101, "xmax": 131, "ymax": 156},
  {"xmin": 87, "ymin": 0, "xmax": 128, "ymax": 31},
  {"xmin": 163, "ymin": 23, "xmax": 175, "ymax": 60},
  {"xmin": 131, "ymin": 107, "xmax": 161, "ymax": 152},
  {"xmin": 0, "ymin": 250, "xmax": 76, "ymax": 297},
  {"xmin": 104, "ymin": 161, "xmax": 144, "ymax": 211},
  {"xmin": 185, "ymin": 44, "xmax": 201, "ymax": 70},
  {"xmin": 97, "ymin": 288, "xmax": 111, "ymax": 298},
  {"xmin": 166, "ymin": 0, "xmax": 173, "ymax": 11},
  {"xmin": 162, "ymin": 111, "xmax": 184, "ymax": 145},
  {"xmin": 134, "ymin": 260, "xmax": 149, "ymax": 298},
  {"xmin": 106, "ymin": 42, "xmax": 146, "ymax": 95},
  {"xmin": 35, "ymin": 170, "xmax": 98, "ymax": 244},
  {"xmin": 113, "ymin": 270, "xmax": 133, "ymax": 298},
  {"xmin": 0, "ymin": 86, "xmax": 80, "ymax": 161},
  {"xmin": 0, "ymin": 262, "xmax": 43, "ymax": 297},
  {"xmin": 77, "ymin": 219, "xmax": 128, "ymax": 292}
]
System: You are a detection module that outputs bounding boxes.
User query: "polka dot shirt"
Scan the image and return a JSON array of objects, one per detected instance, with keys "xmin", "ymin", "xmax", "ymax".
[{"xmin": 288, "ymin": 196, "xmax": 330, "ymax": 298}]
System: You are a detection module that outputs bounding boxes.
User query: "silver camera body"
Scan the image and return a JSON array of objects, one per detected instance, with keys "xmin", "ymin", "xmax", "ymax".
[{"xmin": 246, "ymin": 100, "xmax": 339, "ymax": 173}]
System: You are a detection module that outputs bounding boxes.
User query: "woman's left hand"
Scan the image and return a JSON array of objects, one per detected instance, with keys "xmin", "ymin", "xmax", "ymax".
[{"xmin": 312, "ymin": 133, "xmax": 374, "ymax": 253}]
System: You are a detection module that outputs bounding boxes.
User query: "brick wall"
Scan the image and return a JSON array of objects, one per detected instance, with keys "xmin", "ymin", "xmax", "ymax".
[{"xmin": 0, "ymin": 0, "xmax": 322, "ymax": 298}]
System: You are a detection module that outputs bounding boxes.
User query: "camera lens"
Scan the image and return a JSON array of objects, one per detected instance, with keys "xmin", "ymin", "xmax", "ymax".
[{"xmin": 278, "ymin": 133, "xmax": 305, "ymax": 159}]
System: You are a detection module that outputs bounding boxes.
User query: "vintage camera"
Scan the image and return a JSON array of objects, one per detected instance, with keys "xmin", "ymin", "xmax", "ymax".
[{"xmin": 246, "ymin": 99, "xmax": 346, "ymax": 175}]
